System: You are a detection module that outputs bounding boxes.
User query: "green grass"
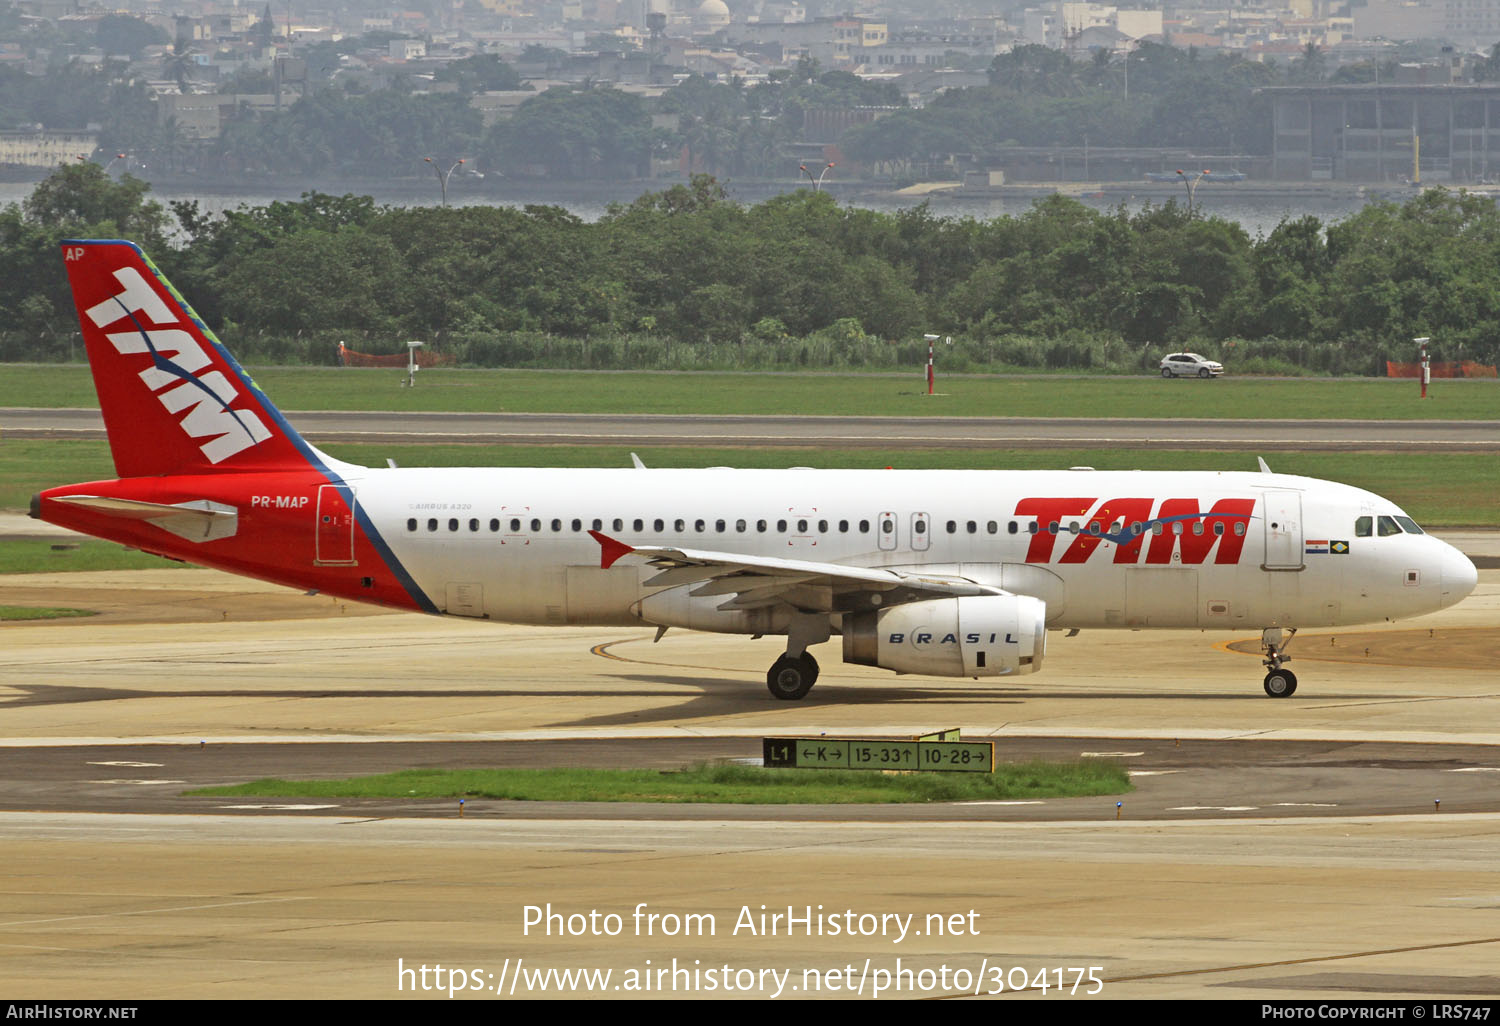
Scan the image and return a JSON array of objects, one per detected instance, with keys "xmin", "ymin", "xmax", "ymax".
[
  {"xmin": 9, "ymin": 440, "xmax": 1498, "ymax": 527},
  {"xmin": 188, "ymin": 760, "xmax": 1133, "ymax": 804},
  {"xmin": 0, "ymin": 605, "xmax": 96, "ymax": 620},
  {"xmin": 2, "ymin": 364, "xmax": 1497, "ymax": 420},
  {"xmin": 0, "ymin": 537, "xmax": 196, "ymax": 574}
]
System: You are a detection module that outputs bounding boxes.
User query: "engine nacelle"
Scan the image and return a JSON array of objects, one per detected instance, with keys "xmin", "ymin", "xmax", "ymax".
[{"xmin": 842, "ymin": 595, "xmax": 1046, "ymax": 677}]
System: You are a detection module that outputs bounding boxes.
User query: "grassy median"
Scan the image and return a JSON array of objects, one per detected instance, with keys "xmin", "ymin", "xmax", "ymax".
[
  {"xmin": 2, "ymin": 364, "xmax": 1497, "ymax": 420},
  {"xmin": 188, "ymin": 760, "xmax": 1133, "ymax": 804}
]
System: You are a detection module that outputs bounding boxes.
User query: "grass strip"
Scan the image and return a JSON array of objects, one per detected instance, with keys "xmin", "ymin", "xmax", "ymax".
[
  {"xmin": 188, "ymin": 760, "xmax": 1132, "ymax": 804},
  {"xmin": 0, "ymin": 605, "xmax": 96, "ymax": 620},
  {"xmin": 0, "ymin": 537, "xmax": 197, "ymax": 574},
  {"xmin": 3, "ymin": 364, "xmax": 1497, "ymax": 421}
]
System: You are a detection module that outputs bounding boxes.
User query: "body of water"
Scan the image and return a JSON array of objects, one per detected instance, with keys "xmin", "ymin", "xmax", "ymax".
[{"xmin": 0, "ymin": 176, "xmax": 1408, "ymax": 238}]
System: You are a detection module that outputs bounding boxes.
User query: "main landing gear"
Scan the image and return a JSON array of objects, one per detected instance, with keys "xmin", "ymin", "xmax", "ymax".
[
  {"xmin": 767, "ymin": 652, "xmax": 819, "ymax": 700},
  {"xmin": 766, "ymin": 614, "xmax": 829, "ymax": 701},
  {"xmin": 1260, "ymin": 626, "xmax": 1299, "ymax": 698}
]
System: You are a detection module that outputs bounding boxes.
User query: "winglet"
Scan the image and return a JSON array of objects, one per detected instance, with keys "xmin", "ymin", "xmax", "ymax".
[{"xmin": 589, "ymin": 530, "xmax": 635, "ymax": 570}]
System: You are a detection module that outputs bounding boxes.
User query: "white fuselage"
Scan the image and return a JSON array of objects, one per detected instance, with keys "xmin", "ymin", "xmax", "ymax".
[{"xmin": 344, "ymin": 467, "xmax": 1474, "ymax": 634}]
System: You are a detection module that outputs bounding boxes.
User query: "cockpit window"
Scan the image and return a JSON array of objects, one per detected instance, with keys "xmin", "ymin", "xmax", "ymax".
[
  {"xmin": 1394, "ymin": 516, "xmax": 1424, "ymax": 535},
  {"xmin": 1355, "ymin": 516, "xmax": 1372, "ymax": 538},
  {"xmin": 1377, "ymin": 515, "xmax": 1402, "ymax": 537}
]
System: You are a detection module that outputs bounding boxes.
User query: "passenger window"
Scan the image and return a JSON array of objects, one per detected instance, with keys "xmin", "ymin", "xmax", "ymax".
[
  {"xmin": 880, "ymin": 519, "xmax": 892, "ymax": 534},
  {"xmin": 633, "ymin": 518, "xmax": 643, "ymax": 532},
  {"xmin": 717, "ymin": 519, "xmax": 726, "ymax": 532},
  {"xmin": 570, "ymin": 518, "xmax": 581, "ymax": 532},
  {"xmin": 407, "ymin": 518, "xmax": 417, "ymax": 531},
  {"xmin": 674, "ymin": 519, "xmax": 685, "ymax": 532},
  {"xmin": 1233, "ymin": 522, "xmax": 1245, "ymax": 536},
  {"xmin": 1048, "ymin": 521, "xmax": 1059, "ymax": 534},
  {"xmin": 531, "ymin": 518, "xmax": 541, "ymax": 532},
  {"xmin": 838, "ymin": 520, "xmax": 849, "ymax": 533},
  {"xmin": 796, "ymin": 519, "xmax": 807, "ymax": 533},
  {"xmin": 817, "ymin": 520, "xmax": 827, "ymax": 533},
  {"xmin": 428, "ymin": 519, "xmax": 438, "ymax": 531},
  {"xmin": 470, "ymin": 518, "xmax": 480, "ymax": 532},
  {"xmin": 490, "ymin": 519, "xmax": 500, "ymax": 532},
  {"xmin": 1394, "ymin": 516, "xmax": 1424, "ymax": 535},
  {"xmin": 778, "ymin": 520, "xmax": 788, "ymax": 532},
  {"xmin": 613, "ymin": 519, "xmax": 623, "ymax": 532},
  {"xmin": 696, "ymin": 519, "xmax": 706, "ymax": 532},
  {"xmin": 449, "ymin": 518, "xmax": 459, "ymax": 531},
  {"xmin": 1192, "ymin": 522, "xmax": 1203, "ymax": 536},
  {"xmin": 945, "ymin": 520, "xmax": 956, "ymax": 533},
  {"xmin": 987, "ymin": 521, "xmax": 998, "ymax": 534},
  {"xmin": 914, "ymin": 520, "xmax": 926, "ymax": 534},
  {"xmin": 591, "ymin": 519, "xmax": 602, "ymax": 531},
  {"xmin": 757, "ymin": 520, "xmax": 768, "ymax": 532},
  {"xmin": 1378, "ymin": 515, "xmax": 1402, "ymax": 536},
  {"xmin": 1213, "ymin": 522, "xmax": 1224, "ymax": 536},
  {"xmin": 859, "ymin": 520, "xmax": 869, "ymax": 533},
  {"xmin": 736, "ymin": 519, "xmax": 747, "ymax": 532},
  {"xmin": 653, "ymin": 518, "xmax": 664, "ymax": 532}
]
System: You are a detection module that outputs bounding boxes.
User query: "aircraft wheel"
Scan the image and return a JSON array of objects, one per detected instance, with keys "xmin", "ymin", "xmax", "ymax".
[
  {"xmin": 1263, "ymin": 669, "xmax": 1298, "ymax": 698},
  {"xmin": 767, "ymin": 653, "xmax": 818, "ymax": 701}
]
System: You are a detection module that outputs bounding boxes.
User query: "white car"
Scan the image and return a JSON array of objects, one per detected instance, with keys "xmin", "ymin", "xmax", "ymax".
[{"xmin": 1160, "ymin": 352, "xmax": 1223, "ymax": 378}]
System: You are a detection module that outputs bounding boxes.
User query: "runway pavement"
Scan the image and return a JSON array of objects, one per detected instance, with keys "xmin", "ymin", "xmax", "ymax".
[
  {"xmin": 7, "ymin": 406, "xmax": 1500, "ymax": 450},
  {"xmin": 1, "ymin": 562, "xmax": 1498, "ymax": 999}
]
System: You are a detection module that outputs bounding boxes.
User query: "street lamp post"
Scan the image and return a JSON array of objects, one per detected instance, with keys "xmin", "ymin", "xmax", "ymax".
[
  {"xmin": 424, "ymin": 157, "xmax": 466, "ymax": 207},
  {"xmin": 1175, "ymin": 168, "xmax": 1211, "ymax": 215},
  {"xmin": 799, "ymin": 162, "xmax": 836, "ymax": 190}
]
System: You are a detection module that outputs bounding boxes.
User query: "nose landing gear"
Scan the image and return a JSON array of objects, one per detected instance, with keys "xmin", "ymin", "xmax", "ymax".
[{"xmin": 1260, "ymin": 627, "xmax": 1298, "ymax": 697}]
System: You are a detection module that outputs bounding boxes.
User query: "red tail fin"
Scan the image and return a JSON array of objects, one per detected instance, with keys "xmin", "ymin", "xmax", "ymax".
[{"xmin": 62, "ymin": 240, "xmax": 312, "ymax": 478}]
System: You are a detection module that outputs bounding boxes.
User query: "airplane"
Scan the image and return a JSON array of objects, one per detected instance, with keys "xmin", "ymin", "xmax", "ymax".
[{"xmin": 31, "ymin": 240, "xmax": 1480, "ymax": 701}]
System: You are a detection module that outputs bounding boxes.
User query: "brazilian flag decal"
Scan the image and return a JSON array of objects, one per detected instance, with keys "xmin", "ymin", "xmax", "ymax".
[{"xmin": 1330, "ymin": 540, "xmax": 1350, "ymax": 555}]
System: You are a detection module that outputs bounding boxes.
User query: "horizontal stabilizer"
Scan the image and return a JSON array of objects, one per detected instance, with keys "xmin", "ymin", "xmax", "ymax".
[{"xmin": 49, "ymin": 495, "xmax": 238, "ymax": 542}]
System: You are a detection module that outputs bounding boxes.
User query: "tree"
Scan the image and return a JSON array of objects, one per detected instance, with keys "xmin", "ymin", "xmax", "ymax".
[
  {"xmin": 433, "ymin": 54, "xmax": 524, "ymax": 95},
  {"xmin": 95, "ymin": 15, "xmax": 167, "ymax": 59},
  {"xmin": 22, "ymin": 161, "xmax": 168, "ymax": 243},
  {"xmin": 484, "ymin": 87, "xmax": 650, "ymax": 179},
  {"xmin": 162, "ymin": 40, "xmax": 196, "ymax": 95}
]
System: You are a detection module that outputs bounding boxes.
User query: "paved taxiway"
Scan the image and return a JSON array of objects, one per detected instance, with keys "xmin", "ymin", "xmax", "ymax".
[
  {"xmin": 1, "ymin": 553, "xmax": 1498, "ymax": 999},
  {"xmin": 7, "ymin": 406, "xmax": 1500, "ymax": 450}
]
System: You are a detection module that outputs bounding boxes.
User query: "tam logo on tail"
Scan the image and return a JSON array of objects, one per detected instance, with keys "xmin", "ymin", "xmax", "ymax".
[{"xmin": 87, "ymin": 264, "xmax": 271, "ymax": 464}]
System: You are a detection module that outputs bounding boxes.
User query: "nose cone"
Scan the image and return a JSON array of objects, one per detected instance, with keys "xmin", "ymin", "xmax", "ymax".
[{"xmin": 1439, "ymin": 543, "xmax": 1479, "ymax": 608}]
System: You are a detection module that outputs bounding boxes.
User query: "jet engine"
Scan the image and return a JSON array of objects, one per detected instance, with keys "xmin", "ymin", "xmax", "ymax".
[{"xmin": 842, "ymin": 594, "xmax": 1046, "ymax": 677}]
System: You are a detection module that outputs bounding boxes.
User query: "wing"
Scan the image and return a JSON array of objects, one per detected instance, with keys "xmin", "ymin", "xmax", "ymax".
[{"xmin": 589, "ymin": 530, "xmax": 1002, "ymax": 615}]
